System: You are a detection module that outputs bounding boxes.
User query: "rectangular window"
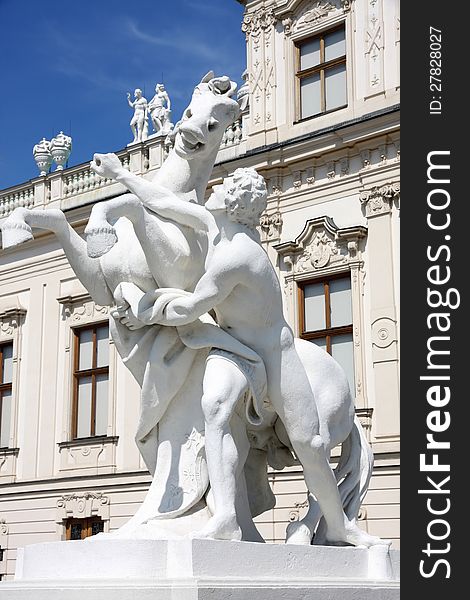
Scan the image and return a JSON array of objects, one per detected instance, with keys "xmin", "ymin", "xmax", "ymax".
[
  {"xmin": 72, "ymin": 324, "xmax": 109, "ymax": 439},
  {"xmin": 296, "ymin": 26, "xmax": 347, "ymax": 120},
  {"xmin": 65, "ymin": 517, "xmax": 104, "ymax": 540},
  {"xmin": 299, "ymin": 275, "xmax": 355, "ymax": 394},
  {"xmin": 0, "ymin": 343, "xmax": 13, "ymax": 448}
]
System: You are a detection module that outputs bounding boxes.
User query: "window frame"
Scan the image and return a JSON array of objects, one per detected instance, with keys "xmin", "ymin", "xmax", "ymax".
[
  {"xmin": 0, "ymin": 342, "xmax": 13, "ymax": 449},
  {"xmin": 295, "ymin": 24, "xmax": 347, "ymax": 122},
  {"xmin": 71, "ymin": 322, "xmax": 109, "ymax": 440},
  {"xmin": 298, "ymin": 273, "xmax": 353, "ymax": 354},
  {"xmin": 65, "ymin": 516, "xmax": 104, "ymax": 541}
]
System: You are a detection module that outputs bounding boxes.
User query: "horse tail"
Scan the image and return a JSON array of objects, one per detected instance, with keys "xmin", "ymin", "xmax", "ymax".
[{"xmin": 335, "ymin": 414, "xmax": 373, "ymax": 520}]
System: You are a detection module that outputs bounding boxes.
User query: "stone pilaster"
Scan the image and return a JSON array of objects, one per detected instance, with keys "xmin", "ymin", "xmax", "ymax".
[
  {"xmin": 242, "ymin": 3, "xmax": 277, "ymax": 148},
  {"xmin": 360, "ymin": 182, "xmax": 400, "ymax": 438}
]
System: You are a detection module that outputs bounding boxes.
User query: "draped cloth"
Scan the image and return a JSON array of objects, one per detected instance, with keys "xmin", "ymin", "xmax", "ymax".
[{"xmin": 109, "ymin": 288, "xmax": 276, "ymax": 532}]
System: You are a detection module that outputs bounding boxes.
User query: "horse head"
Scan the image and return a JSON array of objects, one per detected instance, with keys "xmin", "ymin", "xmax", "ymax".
[{"xmin": 171, "ymin": 71, "xmax": 241, "ymax": 161}]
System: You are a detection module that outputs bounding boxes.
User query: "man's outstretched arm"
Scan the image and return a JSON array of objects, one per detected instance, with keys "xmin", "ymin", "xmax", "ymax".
[{"xmin": 90, "ymin": 152, "xmax": 211, "ymax": 231}]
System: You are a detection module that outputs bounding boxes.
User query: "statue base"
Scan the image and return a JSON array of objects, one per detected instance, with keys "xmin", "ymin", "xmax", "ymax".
[{"xmin": 2, "ymin": 538, "xmax": 399, "ymax": 599}]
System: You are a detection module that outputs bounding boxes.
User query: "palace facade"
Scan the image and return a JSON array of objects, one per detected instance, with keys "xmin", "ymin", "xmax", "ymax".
[{"xmin": 0, "ymin": 0, "xmax": 399, "ymax": 579}]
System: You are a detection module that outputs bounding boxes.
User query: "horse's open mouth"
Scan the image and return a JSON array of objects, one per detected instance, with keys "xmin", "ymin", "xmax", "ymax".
[{"xmin": 176, "ymin": 130, "xmax": 205, "ymax": 155}]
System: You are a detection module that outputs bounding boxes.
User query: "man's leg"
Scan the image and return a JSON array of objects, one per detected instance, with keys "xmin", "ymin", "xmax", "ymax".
[{"xmin": 195, "ymin": 357, "xmax": 249, "ymax": 540}]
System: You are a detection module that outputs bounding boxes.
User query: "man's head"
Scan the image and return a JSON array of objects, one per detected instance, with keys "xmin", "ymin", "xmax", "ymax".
[
  {"xmin": 134, "ymin": 88, "xmax": 142, "ymax": 98},
  {"xmin": 206, "ymin": 168, "xmax": 267, "ymax": 227},
  {"xmin": 156, "ymin": 83, "xmax": 165, "ymax": 92}
]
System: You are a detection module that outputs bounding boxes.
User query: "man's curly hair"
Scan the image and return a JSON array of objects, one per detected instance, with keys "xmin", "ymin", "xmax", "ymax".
[{"xmin": 224, "ymin": 168, "xmax": 267, "ymax": 228}]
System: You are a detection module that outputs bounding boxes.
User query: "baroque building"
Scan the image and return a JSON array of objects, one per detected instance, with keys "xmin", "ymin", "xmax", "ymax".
[{"xmin": 0, "ymin": 0, "xmax": 399, "ymax": 579}]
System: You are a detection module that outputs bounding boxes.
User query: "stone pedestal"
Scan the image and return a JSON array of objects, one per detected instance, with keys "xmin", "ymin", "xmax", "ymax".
[{"xmin": 1, "ymin": 539, "xmax": 399, "ymax": 599}]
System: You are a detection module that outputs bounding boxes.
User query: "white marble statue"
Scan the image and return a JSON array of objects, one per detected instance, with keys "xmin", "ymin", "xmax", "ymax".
[
  {"xmin": 127, "ymin": 88, "xmax": 149, "ymax": 144},
  {"xmin": 1, "ymin": 72, "xmax": 386, "ymax": 547},
  {"xmin": 148, "ymin": 83, "xmax": 173, "ymax": 136}
]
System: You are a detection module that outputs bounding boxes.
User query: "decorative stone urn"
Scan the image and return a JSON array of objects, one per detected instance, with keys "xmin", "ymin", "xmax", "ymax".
[
  {"xmin": 32, "ymin": 138, "xmax": 52, "ymax": 176},
  {"xmin": 50, "ymin": 131, "xmax": 72, "ymax": 171}
]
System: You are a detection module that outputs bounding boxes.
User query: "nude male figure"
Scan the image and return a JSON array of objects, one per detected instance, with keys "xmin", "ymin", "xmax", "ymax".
[
  {"xmin": 114, "ymin": 167, "xmax": 383, "ymax": 546},
  {"xmin": 127, "ymin": 88, "xmax": 148, "ymax": 143}
]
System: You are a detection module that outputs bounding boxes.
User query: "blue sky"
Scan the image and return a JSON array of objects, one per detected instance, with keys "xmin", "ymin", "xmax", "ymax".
[{"xmin": 0, "ymin": 0, "xmax": 246, "ymax": 190}]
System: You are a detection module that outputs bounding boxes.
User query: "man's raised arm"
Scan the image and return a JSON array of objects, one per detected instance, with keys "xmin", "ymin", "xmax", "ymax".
[{"xmin": 90, "ymin": 152, "xmax": 211, "ymax": 231}]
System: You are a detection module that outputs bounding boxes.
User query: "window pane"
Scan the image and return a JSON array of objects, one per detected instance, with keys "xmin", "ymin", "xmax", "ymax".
[
  {"xmin": 78, "ymin": 329, "xmax": 93, "ymax": 371},
  {"xmin": 91, "ymin": 519, "xmax": 104, "ymax": 536},
  {"xmin": 0, "ymin": 390, "xmax": 12, "ymax": 447},
  {"xmin": 301, "ymin": 73, "xmax": 321, "ymax": 119},
  {"xmin": 96, "ymin": 325, "xmax": 109, "ymax": 368},
  {"xmin": 76, "ymin": 376, "xmax": 92, "ymax": 438},
  {"xmin": 310, "ymin": 337, "xmax": 327, "ymax": 351},
  {"xmin": 325, "ymin": 64, "xmax": 347, "ymax": 111},
  {"xmin": 325, "ymin": 28, "xmax": 346, "ymax": 62},
  {"xmin": 329, "ymin": 278, "xmax": 352, "ymax": 327},
  {"xmin": 2, "ymin": 344, "xmax": 13, "ymax": 384},
  {"xmin": 300, "ymin": 38, "xmax": 321, "ymax": 70},
  {"xmin": 331, "ymin": 334, "xmax": 355, "ymax": 396},
  {"xmin": 95, "ymin": 374, "xmax": 108, "ymax": 436},
  {"xmin": 70, "ymin": 522, "xmax": 83, "ymax": 540},
  {"xmin": 304, "ymin": 283, "xmax": 325, "ymax": 331}
]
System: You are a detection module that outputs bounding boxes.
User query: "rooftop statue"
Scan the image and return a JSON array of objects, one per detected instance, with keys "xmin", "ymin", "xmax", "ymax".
[
  {"xmin": 127, "ymin": 88, "xmax": 149, "ymax": 144},
  {"xmin": 148, "ymin": 83, "xmax": 173, "ymax": 136}
]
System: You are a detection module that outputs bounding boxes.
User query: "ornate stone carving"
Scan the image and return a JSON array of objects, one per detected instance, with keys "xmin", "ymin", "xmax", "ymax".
[
  {"xmin": 58, "ymin": 293, "xmax": 109, "ymax": 325},
  {"xmin": 282, "ymin": 16, "xmax": 293, "ymax": 36},
  {"xmin": 355, "ymin": 407, "xmax": 373, "ymax": 432},
  {"xmin": 360, "ymin": 150, "xmax": 371, "ymax": 169},
  {"xmin": 0, "ymin": 519, "xmax": 8, "ymax": 536},
  {"xmin": 260, "ymin": 212, "xmax": 283, "ymax": 242},
  {"xmin": 0, "ymin": 303, "xmax": 26, "ymax": 341},
  {"xmin": 365, "ymin": 0, "xmax": 385, "ymax": 92},
  {"xmin": 274, "ymin": 217, "xmax": 367, "ymax": 276},
  {"xmin": 56, "ymin": 492, "xmax": 110, "ymax": 523},
  {"xmin": 296, "ymin": 1, "xmax": 337, "ymax": 29},
  {"xmin": 360, "ymin": 182, "xmax": 400, "ymax": 218},
  {"xmin": 292, "ymin": 170, "xmax": 302, "ymax": 188},
  {"xmin": 279, "ymin": 0, "xmax": 348, "ymax": 37},
  {"xmin": 378, "ymin": 145, "xmax": 387, "ymax": 164},
  {"xmin": 298, "ymin": 231, "xmax": 341, "ymax": 271},
  {"xmin": 288, "ymin": 497, "xmax": 309, "ymax": 522},
  {"xmin": 306, "ymin": 167, "xmax": 315, "ymax": 185},
  {"xmin": 371, "ymin": 316, "xmax": 398, "ymax": 349},
  {"xmin": 340, "ymin": 158, "xmax": 349, "ymax": 177},
  {"xmin": 241, "ymin": 8, "xmax": 276, "ymax": 38},
  {"xmin": 326, "ymin": 161, "xmax": 336, "ymax": 180}
]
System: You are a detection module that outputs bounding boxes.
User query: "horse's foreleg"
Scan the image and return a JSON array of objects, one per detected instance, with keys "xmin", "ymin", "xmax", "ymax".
[
  {"xmin": 1, "ymin": 207, "xmax": 113, "ymax": 306},
  {"xmin": 86, "ymin": 193, "xmax": 199, "ymax": 290},
  {"xmin": 84, "ymin": 193, "xmax": 141, "ymax": 258}
]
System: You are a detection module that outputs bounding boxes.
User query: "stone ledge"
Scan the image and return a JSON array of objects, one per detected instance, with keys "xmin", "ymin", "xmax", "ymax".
[{"xmin": 3, "ymin": 538, "xmax": 400, "ymax": 599}]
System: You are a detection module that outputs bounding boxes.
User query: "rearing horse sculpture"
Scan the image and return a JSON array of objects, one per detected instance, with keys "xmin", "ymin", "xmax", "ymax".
[{"xmin": 1, "ymin": 72, "xmax": 382, "ymax": 547}]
